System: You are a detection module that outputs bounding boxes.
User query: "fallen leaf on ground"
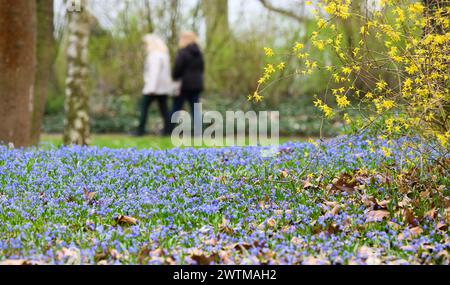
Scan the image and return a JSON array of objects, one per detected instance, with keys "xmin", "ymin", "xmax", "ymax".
[
  {"xmin": 425, "ymin": 208, "xmax": 437, "ymax": 220},
  {"xmin": 302, "ymin": 179, "xmax": 317, "ymax": 190},
  {"xmin": 399, "ymin": 227, "xmax": 424, "ymax": 240},
  {"xmin": 367, "ymin": 210, "xmax": 390, "ymax": 222},
  {"xmin": 403, "ymin": 208, "xmax": 419, "ymax": 227},
  {"xmin": 115, "ymin": 215, "xmax": 138, "ymax": 226},
  {"xmin": 330, "ymin": 205, "xmax": 341, "ymax": 216},
  {"xmin": 217, "ymin": 195, "xmax": 232, "ymax": 202},
  {"xmin": 83, "ymin": 188, "xmax": 97, "ymax": 205},
  {"xmin": 280, "ymin": 170, "xmax": 289, "ymax": 178},
  {"xmin": 436, "ymin": 222, "xmax": 447, "ymax": 231},
  {"xmin": 267, "ymin": 218, "xmax": 277, "ymax": 228},
  {"xmin": 219, "ymin": 218, "xmax": 234, "ymax": 235},
  {"xmin": 0, "ymin": 259, "xmax": 32, "ymax": 265},
  {"xmin": 56, "ymin": 247, "xmax": 81, "ymax": 265},
  {"xmin": 331, "ymin": 173, "xmax": 357, "ymax": 193},
  {"xmin": 376, "ymin": 200, "xmax": 390, "ymax": 210},
  {"xmin": 387, "ymin": 221, "xmax": 401, "ymax": 230},
  {"xmin": 190, "ymin": 249, "xmax": 217, "ymax": 265},
  {"xmin": 302, "ymin": 256, "xmax": 330, "ymax": 265},
  {"xmin": 225, "ymin": 242, "xmax": 257, "ymax": 253}
]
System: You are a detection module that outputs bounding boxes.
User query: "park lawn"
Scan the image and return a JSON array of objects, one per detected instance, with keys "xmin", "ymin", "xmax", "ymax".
[
  {"xmin": 0, "ymin": 134, "xmax": 448, "ymax": 265},
  {"xmin": 40, "ymin": 134, "xmax": 305, "ymax": 150}
]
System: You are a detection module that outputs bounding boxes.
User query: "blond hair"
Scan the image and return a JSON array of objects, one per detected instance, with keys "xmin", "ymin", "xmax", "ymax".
[
  {"xmin": 143, "ymin": 34, "xmax": 169, "ymax": 54},
  {"xmin": 178, "ymin": 31, "xmax": 200, "ymax": 49}
]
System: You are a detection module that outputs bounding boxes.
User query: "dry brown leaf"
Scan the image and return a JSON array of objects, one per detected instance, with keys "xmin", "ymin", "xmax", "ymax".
[
  {"xmin": 217, "ymin": 195, "xmax": 230, "ymax": 202},
  {"xmin": 400, "ymin": 245, "xmax": 415, "ymax": 251},
  {"xmin": 446, "ymin": 208, "xmax": 450, "ymax": 224},
  {"xmin": 267, "ymin": 218, "xmax": 277, "ymax": 228},
  {"xmin": 436, "ymin": 250, "xmax": 450, "ymax": 262},
  {"xmin": 280, "ymin": 170, "xmax": 289, "ymax": 178},
  {"xmin": 398, "ymin": 195, "xmax": 412, "ymax": 208},
  {"xmin": 376, "ymin": 200, "xmax": 390, "ymax": 210},
  {"xmin": 362, "ymin": 196, "xmax": 377, "ymax": 208},
  {"xmin": 330, "ymin": 205, "xmax": 341, "ymax": 216},
  {"xmin": 219, "ymin": 218, "xmax": 234, "ymax": 235},
  {"xmin": 387, "ymin": 221, "xmax": 401, "ymax": 230},
  {"xmin": 291, "ymin": 237, "xmax": 302, "ymax": 245},
  {"xmin": 259, "ymin": 201, "xmax": 268, "ymax": 210},
  {"xmin": 436, "ymin": 222, "xmax": 448, "ymax": 231},
  {"xmin": 425, "ymin": 208, "xmax": 437, "ymax": 220},
  {"xmin": 115, "ymin": 215, "xmax": 138, "ymax": 226},
  {"xmin": 419, "ymin": 190, "xmax": 431, "ymax": 199},
  {"xmin": 410, "ymin": 226, "xmax": 423, "ymax": 235},
  {"xmin": 55, "ymin": 247, "xmax": 81, "ymax": 265},
  {"xmin": 302, "ymin": 256, "xmax": 330, "ymax": 265},
  {"xmin": 0, "ymin": 259, "xmax": 28, "ymax": 265},
  {"xmin": 225, "ymin": 242, "xmax": 255, "ymax": 253},
  {"xmin": 83, "ymin": 188, "xmax": 97, "ymax": 205},
  {"xmin": 327, "ymin": 222, "xmax": 340, "ymax": 234},
  {"xmin": 331, "ymin": 173, "xmax": 358, "ymax": 193},
  {"xmin": 302, "ymin": 179, "xmax": 316, "ymax": 190},
  {"xmin": 324, "ymin": 201, "xmax": 338, "ymax": 208},
  {"xmin": 218, "ymin": 250, "xmax": 232, "ymax": 265},
  {"xmin": 367, "ymin": 210, "xmax": 390, "ymax": 222},
  {"xmin": 190, "ymin": 249, "xmax": 217, "ymax": 265},
  {"xmin": 444, "ymin": 197, "xmax": 450, "ymax": 208},
  {"xmin": 403, "ymin": 208, "xmax": 419, "ymax": 227},
  {"xmin": 217, "ymin": 176, "xmax": 227, "ymax": 184}
]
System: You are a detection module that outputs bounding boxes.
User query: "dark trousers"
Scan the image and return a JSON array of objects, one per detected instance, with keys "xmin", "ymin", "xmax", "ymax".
[
  {"xmin": 170, "ymin": 91, "xmax": 201, "ymax": 133},
  {"xmin": 138, "ymin": 94, "xmax": 170, "ymax": 135},
  {"xmin": 171, "ymin": 91, "xmax": 200, "ymax": 118}
]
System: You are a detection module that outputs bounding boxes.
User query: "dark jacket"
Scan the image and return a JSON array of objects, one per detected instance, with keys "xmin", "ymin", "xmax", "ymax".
[{"xmin": 172, "ymin": 44, "xmax": 205, "ymax": 93}]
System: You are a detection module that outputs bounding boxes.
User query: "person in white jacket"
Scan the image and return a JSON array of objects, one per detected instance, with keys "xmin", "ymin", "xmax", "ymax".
[{"xmin": 134, "ymin": 34, "xmax": 178, "ymax": 136}]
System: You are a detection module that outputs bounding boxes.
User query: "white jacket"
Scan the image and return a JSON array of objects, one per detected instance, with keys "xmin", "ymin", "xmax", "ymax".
[{"xmin": 142, "ymin": 52, "xmax": 179, "ymax": 96}]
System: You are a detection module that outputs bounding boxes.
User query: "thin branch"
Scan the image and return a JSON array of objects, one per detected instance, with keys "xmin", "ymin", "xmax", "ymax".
[{"xmin": 258, "ymin": 0, "xmax": 306, "ymax": 23}]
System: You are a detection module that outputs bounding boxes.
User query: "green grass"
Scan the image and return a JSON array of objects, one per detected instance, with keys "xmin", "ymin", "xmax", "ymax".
[{"xmin": 40, "ymin": 134, "xmax": 309, "ymax": 150}]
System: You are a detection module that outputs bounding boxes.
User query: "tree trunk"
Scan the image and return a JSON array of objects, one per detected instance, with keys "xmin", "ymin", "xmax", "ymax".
[
  {"xmin": 31, "ymin": 0, "xmax": 55, "ymax": 145},
  {"xmin": 0, "ymin": 0, "xmax": 37, "ymax": 147},
  {"xmin": 63, "ymin": 0, "xmax": 91, "ymax": 146},
  {"xmin": 202, "ymin": 0, "xmax": 230, "ymax": 51},
  {"xmin": 168, "ymin": 0, "xmax": 180, "ymax": 61},
  {"xmin": 144, "ymin": 0, "xmax": 155, "ymax": 33}
]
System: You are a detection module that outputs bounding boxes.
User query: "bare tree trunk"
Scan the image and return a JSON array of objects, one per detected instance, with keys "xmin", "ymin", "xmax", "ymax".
[
  {"xmin": 31, "ymin": 0, "xmax": 55, "ymax": 145},
  {"xmin": 63, "ymin": 0, "xmax": 91, "ymax": 146},
  {"xmin": 144, "ymin": 0, "xmax": 154, "ymax": 33},
  {"xmin": 202, "ymin": 0, "xmax": 230, "ymax": 50},
  {"xmin": 0, "ymin": 0, "xmax": 36, "ymax": 147},
  {"xmin": 168, "ymin": 0, "xmax": 180, "ymax": 61},
  {"xmin": 202, "ymin": 0, "xmax": 230, "ymax": 92}
]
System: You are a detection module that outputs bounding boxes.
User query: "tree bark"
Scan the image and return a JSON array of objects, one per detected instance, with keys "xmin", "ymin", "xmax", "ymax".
[
  {"xmin": 0, "ymin": 0, "xmax": 37, "ymax": 147},
  {"xmin": 202, "ymin": 0, "xmax": 230, "ymax": 51},
  {"xmin": 63, "ymin": 0, "xmax": 91, "ymax": 146},
  {"xmin": 144, "ymin": 0, "xmax": 155, "ymax": 33},
  {"xmin": 31, "ymin": 0, "xmax": 55, "ymax": 145},
  {"xmin": 168, "ymin": 0, "xmax": 180, "ymax": 61}
]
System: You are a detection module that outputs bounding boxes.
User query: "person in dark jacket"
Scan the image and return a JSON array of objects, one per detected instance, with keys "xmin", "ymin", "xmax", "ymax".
[{"xmin": 171, "ymin": 31, "xmax": 205, "ymax": 121}]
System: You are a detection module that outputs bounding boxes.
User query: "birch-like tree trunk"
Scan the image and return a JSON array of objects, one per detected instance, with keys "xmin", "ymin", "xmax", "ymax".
[
  {"xmin": 0, "ymin": 0, "xmax": 36, "ymax": 147},
  {"xmin": 64, "ymin": 0, "xmax": 91, "ymax": 146}
]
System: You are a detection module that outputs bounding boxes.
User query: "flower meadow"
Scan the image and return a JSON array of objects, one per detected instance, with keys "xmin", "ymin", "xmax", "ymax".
[{"xmin": 0, "ymin": 135, "xmax": 448, "ymax": 265}]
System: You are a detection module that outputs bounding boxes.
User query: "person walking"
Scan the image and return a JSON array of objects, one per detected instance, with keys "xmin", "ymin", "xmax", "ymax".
[
  {"xmin": 171, "ymin": 31, "xmax": 205, "ymax": 124},
  {"xmin": 133, "ymin": 34, "xmax": 176, "ymax": 136}
]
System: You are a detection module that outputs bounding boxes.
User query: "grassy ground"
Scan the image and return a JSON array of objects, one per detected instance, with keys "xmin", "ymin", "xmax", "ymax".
[
  {"xmin": 40, "ymin": 134, "xmax": 308, "ymax": 150},
  {"xmin": 0, "ymin": 134, "xmax": 448, "ymax": 265}
]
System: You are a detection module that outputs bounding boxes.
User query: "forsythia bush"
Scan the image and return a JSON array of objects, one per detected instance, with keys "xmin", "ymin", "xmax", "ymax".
[{"xmin": 253, "ymin": 0, "xmax": 449, "ymax": 152}]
